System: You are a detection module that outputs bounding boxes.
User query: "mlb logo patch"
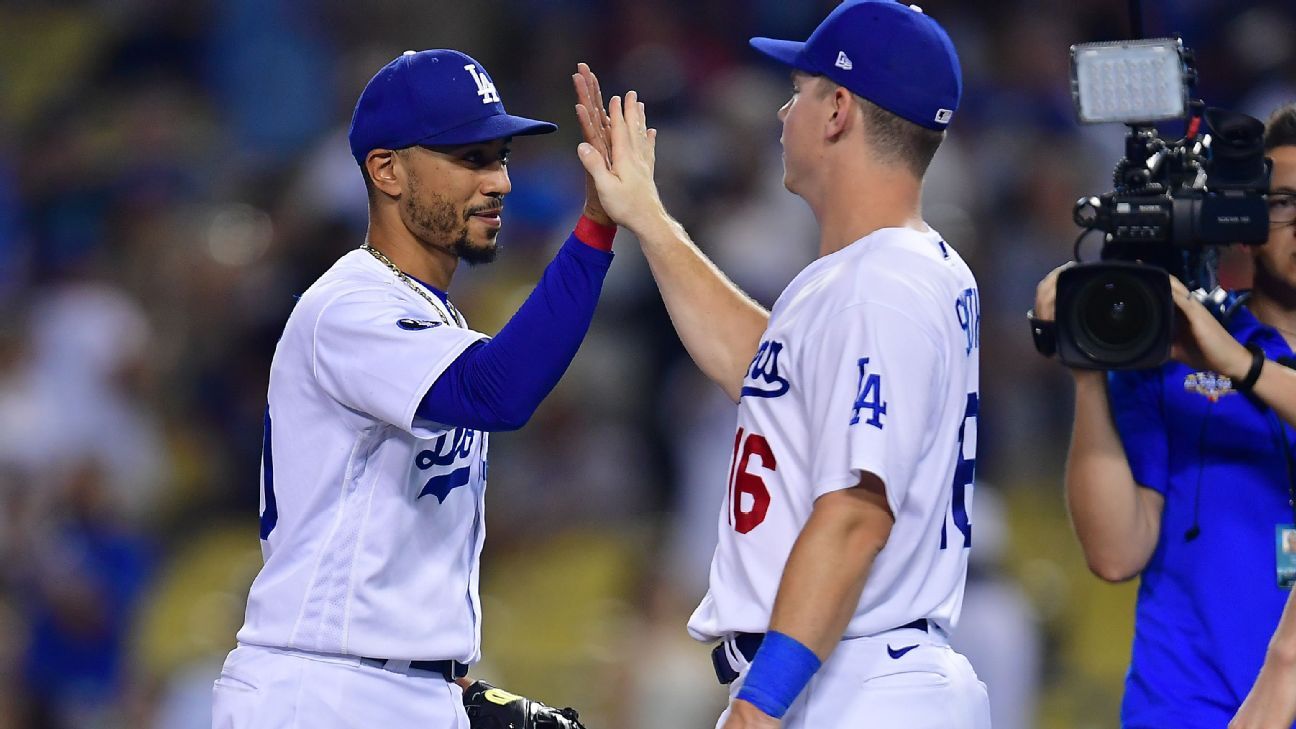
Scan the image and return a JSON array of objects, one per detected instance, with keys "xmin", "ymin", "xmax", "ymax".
[
  {"xmin": 398, "ymin": 318, "xmax": 442, "ymax": 331},
  {"xmin": 934, "ymin": 108, "xmax": 953, "ymax": 124}
]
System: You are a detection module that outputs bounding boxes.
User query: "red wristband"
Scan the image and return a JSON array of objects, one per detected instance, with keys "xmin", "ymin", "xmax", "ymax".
[{"xmin": 574, "ymin": 215, "xmax": 616, "ymax": 252}]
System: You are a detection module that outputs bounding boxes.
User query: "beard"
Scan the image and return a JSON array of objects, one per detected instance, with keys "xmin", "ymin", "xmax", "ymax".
[
  {"xmin": 403, "ymin": 173, "xmax": 500, "ymax": 265},
  {"xmin": 1254, "ymin": 252, "xmax": 1296, "ymax": 304}
]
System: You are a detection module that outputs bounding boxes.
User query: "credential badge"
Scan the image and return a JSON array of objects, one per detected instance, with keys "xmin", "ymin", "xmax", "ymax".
[
  {"xmin": 1184, "ymin": 371, "xmax": 1235, "ymax": 402},
  {"xmin": 464, "ymin": 64, "xmax": 501, "ymax": 104}
]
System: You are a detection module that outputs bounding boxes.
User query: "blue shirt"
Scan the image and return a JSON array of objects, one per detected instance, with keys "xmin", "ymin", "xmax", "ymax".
[{"xmin": 1109, "ymin": 304, "xmax": 1296, "ymax": 728}]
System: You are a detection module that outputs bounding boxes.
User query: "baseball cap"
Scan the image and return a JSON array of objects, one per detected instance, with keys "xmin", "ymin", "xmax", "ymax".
[
  {"xmin": 348, "ymin": 49, "xmax": 557, "ymax": 165},
  {"xmin": 749, "ymin": 1, "xmax": 962, "ymax": 130}
]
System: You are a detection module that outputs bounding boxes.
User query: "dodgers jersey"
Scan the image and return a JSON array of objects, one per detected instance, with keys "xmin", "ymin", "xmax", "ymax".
[
  {"xmin": 237, "ymin": 249, "xmax": 491, "ymax": 663},
  {"xmin": 688, "ymin": 226, "xmax": 980, "ymax": 642}
]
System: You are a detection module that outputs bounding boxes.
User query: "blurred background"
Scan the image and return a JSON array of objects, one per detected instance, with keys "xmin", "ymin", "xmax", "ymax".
[{"xmin": 0, "ymin": 0, "xmax": 1293, "ymax": 727}]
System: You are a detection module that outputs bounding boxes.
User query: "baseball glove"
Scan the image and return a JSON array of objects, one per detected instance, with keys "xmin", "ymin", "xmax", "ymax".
[{"xmin": 462, "ymin": 680, "xmax": 587, "ymax": 729}]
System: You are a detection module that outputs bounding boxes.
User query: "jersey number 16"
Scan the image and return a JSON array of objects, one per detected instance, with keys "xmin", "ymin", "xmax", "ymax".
[{"xmin": 726, "ymin": 427, "xmax": 775, "ymax": 534}]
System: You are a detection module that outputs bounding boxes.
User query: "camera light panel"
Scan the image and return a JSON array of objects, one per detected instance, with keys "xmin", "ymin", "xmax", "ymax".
[{"xmin": 1071, "ymin": 39, "xmax": 1187, "ymax": 124}]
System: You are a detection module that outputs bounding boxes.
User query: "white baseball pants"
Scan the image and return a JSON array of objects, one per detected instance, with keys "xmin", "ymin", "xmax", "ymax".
[
  {"xmin": 212, "ymin": 644, "xmax": 469, "ymax": 729},
  {"xmin": 715, "ymin": 624, "xmax": 992, "ymax": 728}
]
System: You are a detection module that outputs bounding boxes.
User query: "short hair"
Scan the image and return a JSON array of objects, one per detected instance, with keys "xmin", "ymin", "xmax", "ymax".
[
  {"xmin": 360, "ymin": 163, "xmax": 377, "ymax": 201},
  {"xmin": 1265, "ymin": 102, "xmax": 1296, "ymax": 151},
  {"xmin": 814, "ymin": 77, "xmax": 945, "ymax": 177}
]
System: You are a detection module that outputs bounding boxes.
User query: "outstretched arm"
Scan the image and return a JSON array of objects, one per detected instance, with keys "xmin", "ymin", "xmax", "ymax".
[
  {"xmin": 415, "ymin": 69, "xmax": 621, "ymax": 431},
  {"xmin": 416, "ymin": 229, "xmax": 612, "ymax": 431},
  {"xmin": 634, "ymin": 211, "xmax": 769, "ymax": 403},
  {"xmin": 576, "ymin": 74, "xmax": 769, "ymax": 402}
]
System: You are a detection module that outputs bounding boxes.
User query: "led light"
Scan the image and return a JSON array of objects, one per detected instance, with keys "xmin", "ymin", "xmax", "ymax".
[{"xmin": 1071, "ymin": 39, "xmax": 1188, "ymax": 124}]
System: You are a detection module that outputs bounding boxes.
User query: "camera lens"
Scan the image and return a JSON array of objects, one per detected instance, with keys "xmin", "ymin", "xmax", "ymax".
[{"xmin": 1070, "ymin": 272, "xmax": 1162, "ymax": 363}]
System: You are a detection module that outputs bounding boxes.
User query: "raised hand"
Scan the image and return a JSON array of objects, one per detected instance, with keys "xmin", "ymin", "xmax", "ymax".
[
  {"xmin": 575, "ymin": 89, "xmax": 664, "ymax": 235},
  {"xmin": 1166, "ymin": 275, "xmax": 1252, "ymax": 379},
  {"xmin": 572, "ymin": 63, "xmax": 613, "ymax": 226}
]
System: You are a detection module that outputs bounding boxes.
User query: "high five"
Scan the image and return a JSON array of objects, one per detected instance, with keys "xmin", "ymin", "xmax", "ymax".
[{"xmin": 580, "ymin": 2, "xmax": 990, "ymax": 727}]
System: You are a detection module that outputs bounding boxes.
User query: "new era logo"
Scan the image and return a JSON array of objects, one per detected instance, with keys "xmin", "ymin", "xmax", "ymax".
[
  {"xmin": 934, "ymin": 108, "xmax": 953, "ymax": 124},
  {"xmin": 835, "ymin": 51, "xmax": 853, "ymax": 71},
  {"xmin": 464, "ymin": 64, "xmax": 500, "ymax": 104}
]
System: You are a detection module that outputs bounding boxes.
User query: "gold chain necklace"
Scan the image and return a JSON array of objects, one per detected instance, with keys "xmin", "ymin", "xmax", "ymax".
[{"xmin": 361, "ymin": 244, "xmax": 456, "ymax": 327}]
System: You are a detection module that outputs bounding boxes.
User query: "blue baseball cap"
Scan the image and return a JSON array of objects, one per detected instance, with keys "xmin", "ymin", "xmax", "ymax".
[
  {"xmin": 750, "ymin": 1, "xmax": 961, "ymax": 131},
  {"xmin": 348, "ymin": 49, "xmax": 557, "ymax": 165}
]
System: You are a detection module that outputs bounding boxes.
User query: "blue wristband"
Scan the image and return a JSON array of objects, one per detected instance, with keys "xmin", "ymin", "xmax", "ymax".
[{"xmin": 735, "ymin": 631, "xmax": 822, "ymax": 719}]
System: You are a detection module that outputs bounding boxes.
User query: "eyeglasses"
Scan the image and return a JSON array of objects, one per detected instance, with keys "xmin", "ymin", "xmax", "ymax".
[{"xmin": 1270, "ymin": 192, "xmax": 1296, "ymax": 227}]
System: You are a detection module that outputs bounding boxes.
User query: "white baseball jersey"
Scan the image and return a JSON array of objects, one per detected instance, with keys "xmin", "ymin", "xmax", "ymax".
[
  {"xmin": 688, "ymin": 226, "xmax": 980, "ymax": 641},
  {"xmin": 236, "ymin": 248, "xmax": 492, "ymax": 664}
]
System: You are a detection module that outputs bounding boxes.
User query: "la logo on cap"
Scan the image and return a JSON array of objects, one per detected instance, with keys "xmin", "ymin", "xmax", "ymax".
[
  {"xmin": 835, "ymin": 51, "xmax": 853, "ymax": 71},
  {"xmin": 464, "ymin": 64, "xmax": 500, "ymax": 104}
]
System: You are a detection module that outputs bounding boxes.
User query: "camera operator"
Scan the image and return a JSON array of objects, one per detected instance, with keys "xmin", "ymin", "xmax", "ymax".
[
  {"xmin": 1034, "ymin": 102, "xmax": 1296, "ymax": 729},
  {"xmin": 1231, "ymin": 104, "xmax": 1296, "ymax": 729}
]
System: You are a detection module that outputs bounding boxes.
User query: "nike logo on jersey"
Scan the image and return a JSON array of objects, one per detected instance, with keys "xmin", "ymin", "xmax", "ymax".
[
  {"xmin": 741, "ymin": 340, "xmax": 790, "ymax": 399},
  {"xmin": 398, "ymin": 318, "xmax": 442, "ymax": 330},
  {"xmin": 887, "ymin": 644, "xmax": 918, "ymax": 660}
]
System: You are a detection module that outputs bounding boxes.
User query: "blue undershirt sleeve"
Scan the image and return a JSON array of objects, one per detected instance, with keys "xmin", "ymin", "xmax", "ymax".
[{"xmin": 414, "ymin": 234, "xmax": 612, "ymax": 432}]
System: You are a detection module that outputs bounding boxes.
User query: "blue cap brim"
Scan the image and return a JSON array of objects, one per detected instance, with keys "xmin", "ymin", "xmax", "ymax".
[
  {"xmin": 417, "ymin": 113, "xmax": 557, "ymax": 147},
  {"xmin": 749, "ymin": 37, "xmax": 809, "ymax": 70}
]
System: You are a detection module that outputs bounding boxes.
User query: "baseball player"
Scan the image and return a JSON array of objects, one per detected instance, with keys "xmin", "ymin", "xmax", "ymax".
[
  {"xmin": 211, "ymin": 51, "xmax": 613, "ymax": 728},
  {"xmin": 578, "ymin": 2, "xmax": 990, "ymax": 727}
]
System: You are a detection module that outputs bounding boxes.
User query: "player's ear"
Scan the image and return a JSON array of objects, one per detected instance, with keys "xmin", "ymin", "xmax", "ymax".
[
  {"xmin": 366, "ymin": 150, "xmax": 404, "ymax": 199},
  {"xmin": 824, "ymin": 86, "xmax": 852, "ymax": 141}
]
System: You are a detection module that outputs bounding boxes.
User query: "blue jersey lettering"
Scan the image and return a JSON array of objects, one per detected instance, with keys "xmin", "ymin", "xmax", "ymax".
[
  {"xmin": 851, "ymin": 357, "xmax": 887, "ymax": 429},
  {"xmin": 955, "ymin": 288, "xmax": 980, "ymax": 356},
  {"xmin": 415, "ymin": 427, "xmax": 479, "ymax": 503}
]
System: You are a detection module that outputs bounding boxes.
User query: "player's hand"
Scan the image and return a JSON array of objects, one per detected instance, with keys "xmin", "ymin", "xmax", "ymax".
[
  {"xmin": 1229, "ymin": 651, "xmax": 1296, "ymax": 729},
  {"xmin": 572, "ymin": 63, "xmax": 614, "ymax": 227},
  {"xmin": 575, "ymin": 89, "xmax": 664, "ymax": 235},
  {"xmin": 1166, "ymin": 275, "xmax": 1251, "ymax": 380},
  {"xmin": 719, "ymin": 699, "xmax": 782, "ymax": 729}
]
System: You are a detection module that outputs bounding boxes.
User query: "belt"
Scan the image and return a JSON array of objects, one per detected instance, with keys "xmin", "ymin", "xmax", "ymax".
[
  {"xmin": 360, "ymin": 656, "xmax": 470, "ymax": 682},
  {"xmin": 711, "ymin": 619, "xmax": 931, "ymax": 685}
]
